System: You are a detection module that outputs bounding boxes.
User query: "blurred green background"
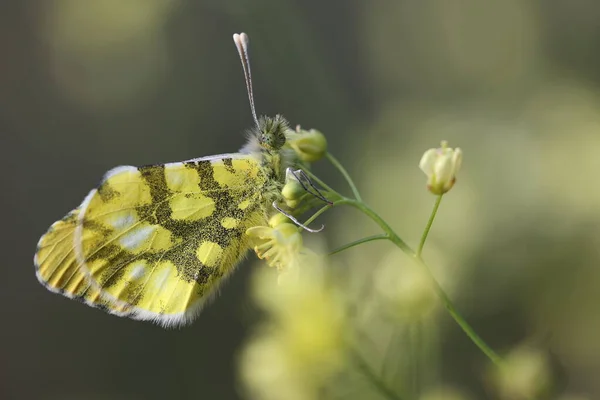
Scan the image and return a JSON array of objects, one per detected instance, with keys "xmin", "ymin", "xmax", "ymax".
[{"xmin": 2, "ymin": 1, "xmax": 600, "ymax": 399}]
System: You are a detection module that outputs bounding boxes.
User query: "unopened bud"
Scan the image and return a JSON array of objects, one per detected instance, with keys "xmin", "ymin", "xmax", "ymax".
[
  {"xmin": 419, "ymin": 141, "xmax": 462, "ymax": 195},
  {"xmin": 268, "ymin": 213, "xmax": 290, "ymax": 227},
  {"xmin": 288, "ymin": 128, "xmax": 327, "ymax": 162},
  {"xmin": 281, "ymin": 169, "xmax": 307, "ymax": 209},
  {"xmin": 282, "ymin": 177, "xmax": 305, "ymax": 202}
]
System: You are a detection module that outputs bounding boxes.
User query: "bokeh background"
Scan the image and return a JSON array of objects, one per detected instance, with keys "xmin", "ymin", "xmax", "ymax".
[{"xmin": 2, "ymin": 1, "xmax": 600, "ymax": 399}]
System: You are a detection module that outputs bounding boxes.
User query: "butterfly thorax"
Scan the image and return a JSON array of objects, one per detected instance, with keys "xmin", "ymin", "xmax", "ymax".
[
  {"xmin": 244, "ymin": 114, "xmax": 290, "ymax": 177},
  {"xmin": 239, "ymin": 115, "xmax": 293, "ymax": 212}
]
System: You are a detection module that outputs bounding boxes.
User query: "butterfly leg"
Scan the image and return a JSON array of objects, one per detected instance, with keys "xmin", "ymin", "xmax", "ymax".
[{"xmin": 286, "ymin": 168, "xmax": 333, "ymax": 205}]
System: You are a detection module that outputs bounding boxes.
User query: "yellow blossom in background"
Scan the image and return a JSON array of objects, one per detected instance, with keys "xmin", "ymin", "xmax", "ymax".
[
  {"xmin": 375, "ymin": 249, "xmax": 437, "ymax": 321},
  {"xmin": 239, "ymin": 254, "xmax": 346, "ymax": 400},
  {"xmin": 419, "ymin": 141, "xmax": 462, "ymax": 195},
  {"xmin": 489, "ymin": 344, "xmax": 552, "ymax": 400}
]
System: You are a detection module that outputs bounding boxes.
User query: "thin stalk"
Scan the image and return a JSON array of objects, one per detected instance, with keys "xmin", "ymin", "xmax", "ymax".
[
  {"xmin": 413, "ymin": 255, "xmax": 504, "ymax": 366},
  {"xmin": 337, "ymin": 199, "xmax": 412, "ymax": 254},
  {"xmin": 305, "ymin": 154, "xmax": 503, "ymax": 366},
  {"xmin": 326, "ymin": 152, "xmax": 362, "ymax": 201},
  {"xmin": 328, "ymin": 234, "xmax": 388, "ymax": 255},
  {"xmin": 417, "ymin": 195, "xmax": 442, "ymax": 257}
]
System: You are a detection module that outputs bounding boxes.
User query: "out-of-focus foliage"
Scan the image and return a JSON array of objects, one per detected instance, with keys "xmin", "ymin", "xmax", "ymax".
[{"xmin": 3, "ymin": 0, "xmax": 600, "ymax": 399}]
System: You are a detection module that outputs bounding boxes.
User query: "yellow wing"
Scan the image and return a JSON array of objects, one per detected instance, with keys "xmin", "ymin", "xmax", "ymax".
[
  {"xmin": 34, "ymin": 207, "xmax": 131, "ymax": 314},
  {"xmin": 35, "ymin": 154, "xmax": 269, "ymax": 327}
]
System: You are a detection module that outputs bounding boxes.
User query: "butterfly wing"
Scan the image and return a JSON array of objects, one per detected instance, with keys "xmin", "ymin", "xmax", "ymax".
[
  {"xmin": 35, "ymin": 154, "xmax": 269, "ymax": 326},
  {"xmin": 34, "ymin": 207, "xmax": 130, "ymax": 313}
]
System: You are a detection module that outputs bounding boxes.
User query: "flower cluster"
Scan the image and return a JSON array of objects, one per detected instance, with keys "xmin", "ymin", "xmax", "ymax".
[{"xmin": 239, "ymin": 255, "xmax": 345, "ymax": 400}]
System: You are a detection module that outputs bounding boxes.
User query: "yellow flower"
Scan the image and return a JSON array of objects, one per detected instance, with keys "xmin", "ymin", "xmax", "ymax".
[
  {"xmin": 419, "ymin": 140, "xmax": 462, "ymax": 195},
  {"xmin": 246, "ymin": 222, "xmax": 303, "ymax": 270},
  {"xmin": 239, "ymin": 255, "xmax": 345, "ymax": 400},
  {"xmin": 375, "ymin": 249, "xmax": 436, "ymax": 321},
  {"xmin": 490, "ymin": 345, "xmax": 552, "ymax": 400}
]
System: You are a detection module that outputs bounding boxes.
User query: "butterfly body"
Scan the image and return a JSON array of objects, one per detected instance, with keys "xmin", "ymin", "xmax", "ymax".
[
  {"xmin": 35, "ymin": 114, "xmax": 295, "ymax": 326},
  {"xmin": 34, "ymin": 32, "xmax": 310, "ymax": 327}
]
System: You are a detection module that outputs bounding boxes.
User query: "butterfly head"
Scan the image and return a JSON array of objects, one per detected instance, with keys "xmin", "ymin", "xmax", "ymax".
[{"xmin": 257, "ymin": 115, "xmax": 289, "ymax": 151}]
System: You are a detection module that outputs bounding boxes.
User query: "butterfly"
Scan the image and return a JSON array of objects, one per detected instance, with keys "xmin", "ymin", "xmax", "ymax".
[{"xmin": 34, "ymin": 33, "xmax": 308, "ymax": 327}]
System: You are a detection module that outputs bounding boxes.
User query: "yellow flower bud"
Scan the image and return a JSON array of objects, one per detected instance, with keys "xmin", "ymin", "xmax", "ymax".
[
  {"xmin": 281, "ymin": 168, "xmax": 308, "ymax": 209},
  {"xmin": 281, "ymin": 176, "xmax": 305, "ymax": 202},
  {"xmin": 288, "ymin": 128, "xmax": 327, "ymax": 163},
  {"xmin": 284, "ymin": 198, "xmax": 302, "ymax": 209},
  {"xmin": 268, "ymin": 213, "xmax": 290, "ymax": 227},
  {"xmin": 419, "ymin": 141, "xmax": 462, "ymax": 195}
]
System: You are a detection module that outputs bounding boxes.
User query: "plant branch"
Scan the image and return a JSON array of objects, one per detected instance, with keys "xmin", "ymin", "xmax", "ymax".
[
  {"xmin": 326, "ymin": 152, "xmax": 363, "ymax": 201},
  {"xmin": 329, "ymin": 234, "xmax": 388, "ymax": 255},
  {"xmin": 413, "ymin": 255, "xmax": 504, "ymax": 366},
  {"xmin": 335, "ymin": 198, "xmax": 504, "ymax": 366}
]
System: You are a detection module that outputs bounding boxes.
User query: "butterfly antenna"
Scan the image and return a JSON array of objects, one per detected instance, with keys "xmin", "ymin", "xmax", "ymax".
[{"xmin": 233, "ymin": 33, "xmax": 259, "ymax": 127}]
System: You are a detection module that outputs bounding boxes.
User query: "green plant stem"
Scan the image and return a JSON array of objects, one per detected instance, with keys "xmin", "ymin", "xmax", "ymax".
[
  {"xmin": 417, "ymin": 195, "xmax": 442, "ymax": 257},
  {"xmin": 413, "ymin": 255, "xmax": 504, "ymax": 366},
  {"xmin": 337, "ymin": 199, "xmax": 412, "ymax": 255},
  {"xmin": 328, "ymin": 234, "xmax": 388, "ymax": 255},
  {"xmin": 316, "ymin": 155, "xmax": 503, "ymax": 366},
  {"xmin": 337, "ymin": 198, "xmax": 504, "ymax": 367},
  {"xmin": 326, "ymin": 152, "xmax": 362, "ymax": 201},
  {"xmin": 348, "ymin": 347, "xmax": 405, "ymax": 400}
]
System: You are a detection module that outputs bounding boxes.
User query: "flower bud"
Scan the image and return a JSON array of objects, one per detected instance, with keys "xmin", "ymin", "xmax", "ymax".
[
  {"xmin": 281, "ymin": 176, "xmax": 305, "ymax": 202},
  {"xmin": 281, "ymin": 169, "xmax": 307, "ymax": 209},
  {"xmin": 268, "ymin": 213, "xmax": 291, "ymax": 228},
  {"xmin": 419, "ymin": 141, "xmax": 462, "ymax": 195},
  {"xmin": 288, "ymin": 128, "xmax": 327, "ymax": 163}
]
